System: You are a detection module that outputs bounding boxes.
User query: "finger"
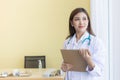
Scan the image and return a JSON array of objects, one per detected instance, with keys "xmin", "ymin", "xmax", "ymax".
[
  {"xmin": 83, "ymin": 49, "xmax": 86, "ymax": 57},
  {"xmin": 61, "ymin": 63, "xmax": 68, "ymax": 72},
  {"xmin": 67, "ymin": 64, "xmax": 73, "ymax": 70},
  {"xmin": 85, "ymin": 50, "xmax": 89, "ymax": 57},
  {"xmin": 62, "ymin": 65, "xmax": 67, "ymax": 72},
  {"xmin": 80, "ymin": 49, "xmax": 83, "ymax": 56},
  {"xmin": 79, "ymin": 49, "xmax": 82, "ymax": 55},
  {"xmin": 86, "ymin": 49, "xmax": 91, "ymax": 56},
  {"xmin": 79, "ymin": 49, "xmax": 84, "ymax": 56}
]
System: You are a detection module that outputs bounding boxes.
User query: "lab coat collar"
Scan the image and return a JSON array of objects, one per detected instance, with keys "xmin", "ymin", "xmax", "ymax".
[{"xmin": 72, "ymin": 31, "xmax": 89, "ymax": 45}]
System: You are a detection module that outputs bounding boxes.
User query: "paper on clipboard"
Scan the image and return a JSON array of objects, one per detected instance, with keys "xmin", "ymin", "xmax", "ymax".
[{"xmin": 60, "ymin": 49, "xmax": 87, "ymax": 72}]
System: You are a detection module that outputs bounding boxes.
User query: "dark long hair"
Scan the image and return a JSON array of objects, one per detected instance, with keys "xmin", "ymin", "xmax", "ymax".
[{"xmin": 66, "ymin": 8, "xmax": 95, "ymax": 39}]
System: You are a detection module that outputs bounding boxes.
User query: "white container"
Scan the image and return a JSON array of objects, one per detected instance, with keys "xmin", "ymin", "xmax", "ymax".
[
  {"xmin": 12, "ymin": 69, "xmax": 20, "ymax": 76},
  {"xmin": 38, "ymin": 59, "xmax": 42, "ymax": 68}
]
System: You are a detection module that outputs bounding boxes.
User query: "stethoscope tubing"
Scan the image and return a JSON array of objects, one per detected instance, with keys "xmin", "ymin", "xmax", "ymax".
[{"xmin": 67, "ymin": 33, "xmax": 91, "ymax": 46}]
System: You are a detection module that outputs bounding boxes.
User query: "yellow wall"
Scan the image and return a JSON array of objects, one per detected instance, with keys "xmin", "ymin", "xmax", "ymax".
[{"xmin": 0, "ymin": 0, "xmax": 90, "ymax": 69}]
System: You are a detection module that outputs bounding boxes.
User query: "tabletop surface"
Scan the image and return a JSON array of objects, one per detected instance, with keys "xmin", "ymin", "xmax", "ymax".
[{"xmin": 0, "ymin": 68, "xmax": 64, "ymax": 80}]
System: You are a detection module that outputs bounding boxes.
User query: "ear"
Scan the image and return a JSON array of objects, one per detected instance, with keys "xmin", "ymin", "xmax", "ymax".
[{"xmin": 70, "ymin": 21, "xmax": 74, "ymax": 27}]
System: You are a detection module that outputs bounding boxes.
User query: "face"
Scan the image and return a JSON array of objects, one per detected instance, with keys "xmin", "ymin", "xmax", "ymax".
[{"xmin": 71, "ymin": 12, "xmax": 89, "ymax": 34}]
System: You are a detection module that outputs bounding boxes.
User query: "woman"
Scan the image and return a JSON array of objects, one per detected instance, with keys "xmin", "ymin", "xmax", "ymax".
[{"xmin": 61, "ymin": 8, "xmax": 105, "ymax": 80}]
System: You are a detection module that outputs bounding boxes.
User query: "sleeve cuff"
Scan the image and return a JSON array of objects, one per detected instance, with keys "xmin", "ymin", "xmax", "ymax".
[{"xmin": 86, "ymin": 64, "xmax": 102, "ymax": 76}]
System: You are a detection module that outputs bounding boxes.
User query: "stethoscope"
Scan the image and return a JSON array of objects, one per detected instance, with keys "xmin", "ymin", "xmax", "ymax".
[{"xmin": 67, "ymin": 33, "xmax": 91, "ymax": 46}]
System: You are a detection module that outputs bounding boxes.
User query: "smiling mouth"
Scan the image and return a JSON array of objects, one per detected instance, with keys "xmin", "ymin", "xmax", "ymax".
[{"xmin": 79, "ymin": 26, "xmax": 84, "ymax": 28}]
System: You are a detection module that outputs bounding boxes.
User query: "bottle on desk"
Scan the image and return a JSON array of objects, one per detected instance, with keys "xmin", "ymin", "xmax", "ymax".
[{"xmin": 38, "ymin": 59, "xmax": 42, "ymax": 68}]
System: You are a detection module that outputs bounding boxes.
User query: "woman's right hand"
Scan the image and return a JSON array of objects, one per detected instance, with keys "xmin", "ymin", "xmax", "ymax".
[{"xmin": 61, "ymin": 62, "xmax": 73, "ymax": 72}]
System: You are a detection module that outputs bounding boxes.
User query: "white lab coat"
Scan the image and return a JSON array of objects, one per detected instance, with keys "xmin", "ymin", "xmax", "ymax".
[{"xmin": 63, "ymin": 31, "xmax": 105, "ymax": 80}]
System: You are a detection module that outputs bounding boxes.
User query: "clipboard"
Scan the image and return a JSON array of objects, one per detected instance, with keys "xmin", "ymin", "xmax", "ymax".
[{"xmin": 60, "ymin": 49, "xmax": 87, "ymax": 72}]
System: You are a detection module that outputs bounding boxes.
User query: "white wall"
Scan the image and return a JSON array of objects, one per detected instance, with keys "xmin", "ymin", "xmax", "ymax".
[
  {"xmin": 90, "ymin": 0, "xmax": 109, "ymax": 80},
  {"xmin": 109, "ymin": 0, "xmax": 120, "ymax": 80},
  {"xmin": 91, "ymin": 0, "xmax": 120, "ymax": 80}
]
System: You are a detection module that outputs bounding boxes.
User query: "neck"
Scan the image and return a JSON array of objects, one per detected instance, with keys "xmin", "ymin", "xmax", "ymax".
[{"xmin": 76, "ymin": 31, "xmax": 85, "ymax": 42}]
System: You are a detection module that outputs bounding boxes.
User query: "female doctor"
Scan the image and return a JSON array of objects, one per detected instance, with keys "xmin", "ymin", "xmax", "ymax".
[{"xmin": 61, "ymin": 8, "xmax": 105, "ymax": 80}]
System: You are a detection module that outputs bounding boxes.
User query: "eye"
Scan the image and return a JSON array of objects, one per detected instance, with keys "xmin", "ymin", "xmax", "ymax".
[
  {"xmin": 82, "ymin": 17, "xmax": 87, "ymax": 20},
  {"xmin": 74, "ymin": 18, "xmax": 80, "ymax": 21}
]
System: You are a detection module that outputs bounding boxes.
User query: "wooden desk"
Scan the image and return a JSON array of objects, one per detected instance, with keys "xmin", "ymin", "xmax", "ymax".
[{"xmin": 0, "ymin": 69, "xmax": 64, "ymax": 80}]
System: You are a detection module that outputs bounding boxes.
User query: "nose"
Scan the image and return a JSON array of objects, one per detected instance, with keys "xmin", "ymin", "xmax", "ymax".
[{"xmin": 79, "ymin": 19, "xmax": 83, "ymax": 25}]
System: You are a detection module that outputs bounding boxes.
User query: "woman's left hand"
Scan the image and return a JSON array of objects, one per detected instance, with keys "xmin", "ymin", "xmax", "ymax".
[
  {"xmin": 79, "ymin": 49, "xmax": 91, "ymax": 61},
  {"xmin": 79, "ymin": 49, "xmax": 95, "ymax": 71}
]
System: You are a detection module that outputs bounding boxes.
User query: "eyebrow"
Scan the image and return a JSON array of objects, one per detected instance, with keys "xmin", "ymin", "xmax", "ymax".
[{"xmin": 74, "ymin": 17, "xmax": 80, "ymax": 18}]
